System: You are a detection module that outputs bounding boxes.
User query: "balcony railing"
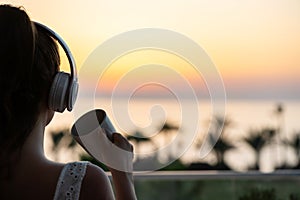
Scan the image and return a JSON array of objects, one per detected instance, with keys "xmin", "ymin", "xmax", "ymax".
[
  {"xmin": 108, "ymin": 170, "xmax": 300, "ymax": 200},
  {"xmin": 131, "ymin": 170, "xmax": 300, "ymax": 180}
]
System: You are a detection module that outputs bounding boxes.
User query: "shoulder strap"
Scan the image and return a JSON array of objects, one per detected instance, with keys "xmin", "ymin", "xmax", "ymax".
[{"xmin": 53, "ymin": 161, "xmax": 88, "ymax": 200}]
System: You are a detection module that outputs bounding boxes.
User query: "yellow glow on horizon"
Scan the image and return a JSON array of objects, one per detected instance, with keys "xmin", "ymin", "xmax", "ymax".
[{"xmin": 95, "ymin": 49, "xmax": 206, "ymax": 94}]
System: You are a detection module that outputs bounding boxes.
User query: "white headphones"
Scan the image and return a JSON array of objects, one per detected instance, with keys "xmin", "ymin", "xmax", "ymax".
[{"xmin": 34, "ymin": 22, "xmax": 78, "ymax": 113}]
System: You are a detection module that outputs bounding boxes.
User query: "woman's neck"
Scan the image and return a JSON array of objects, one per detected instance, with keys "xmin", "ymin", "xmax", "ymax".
[{"xmin": 19, "ymin": 112, "xmax": 50, "ymax": 165}]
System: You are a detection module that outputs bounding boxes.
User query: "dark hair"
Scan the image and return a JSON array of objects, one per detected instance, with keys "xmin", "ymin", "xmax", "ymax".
[{"xmin": 0, "ymin": 5, "xmax": 60, "ymax": 175}]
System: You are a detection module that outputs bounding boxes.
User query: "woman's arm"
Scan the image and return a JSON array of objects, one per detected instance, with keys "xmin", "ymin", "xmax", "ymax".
[{"xmin": 108, "ymin": 133, "xmax": 137, "ymax": 200}]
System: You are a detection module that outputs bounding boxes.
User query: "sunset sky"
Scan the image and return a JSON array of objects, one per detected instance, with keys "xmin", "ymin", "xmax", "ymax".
[{"xmin": 4, "ymin": 0, "xmax": 300, "ymax": 100}]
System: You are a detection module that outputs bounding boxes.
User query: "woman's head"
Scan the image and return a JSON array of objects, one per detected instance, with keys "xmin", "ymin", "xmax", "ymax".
[{"xmin": 0, "ymin": 5, "xmax": 60, "ymax": 159}]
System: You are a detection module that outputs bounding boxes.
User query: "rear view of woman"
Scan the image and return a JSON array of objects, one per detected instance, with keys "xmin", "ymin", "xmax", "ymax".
[{"xmin": 0, "ymin": 4, "xmax": 136, "ymax": 200}]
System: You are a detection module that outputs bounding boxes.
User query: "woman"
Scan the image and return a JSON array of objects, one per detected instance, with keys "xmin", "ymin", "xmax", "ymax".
[{"xmin": 0, "ymin": 4, "xmax": 136, "ymax": 200}]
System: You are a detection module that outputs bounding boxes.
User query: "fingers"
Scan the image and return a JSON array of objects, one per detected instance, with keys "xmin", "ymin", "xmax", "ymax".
[{"xmin": 112, "ymin": 133, "xmax": 134, "ymax": 152}]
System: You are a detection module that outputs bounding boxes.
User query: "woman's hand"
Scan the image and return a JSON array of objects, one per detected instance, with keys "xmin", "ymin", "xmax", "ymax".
[{"xmin": 111, "ymin": 133, "xmax": 134, "ymax": 152}]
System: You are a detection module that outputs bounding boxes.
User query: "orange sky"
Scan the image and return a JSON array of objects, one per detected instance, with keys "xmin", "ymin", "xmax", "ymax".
[{"xmin": 4, "ymin": 0, "xmax": 300, "ymax": 99}]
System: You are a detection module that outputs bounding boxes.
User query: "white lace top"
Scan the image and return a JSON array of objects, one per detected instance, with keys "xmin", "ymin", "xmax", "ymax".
[{"xmin": 53, "ymin": 161, "xmax": 88, "ymax": 200}]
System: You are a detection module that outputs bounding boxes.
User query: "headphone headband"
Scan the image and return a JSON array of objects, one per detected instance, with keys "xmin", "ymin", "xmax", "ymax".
[{"xmin": 33, "ymin": 22, "xmax": 77, "ymax": 82}]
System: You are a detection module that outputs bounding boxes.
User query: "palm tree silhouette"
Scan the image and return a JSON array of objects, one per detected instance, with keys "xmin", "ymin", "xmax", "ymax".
[
  {"xmin": 244, "ymin": 127, "xmax": 276, "ymax": 170},
  {"xmin": 274, "ymin": 103, "xmax": 284, "ymax": 134},
  {"xmin": 159, "ymin": 122, "xmax": 179, "ymax": 132},
  {"xmin": 157, "ymin": 121, "xmax": 179, "ymax": 159},
  {"xmin": 191, "ymin": 115, "xmax": 234, "ymax": 170},
  {"xmin": 210, "ymin": 135, "xmax": 234, "ymax": 169},
  {"xmin": 209, "ymin": 116, "xmax": 234, "ymax": 170},
  {"xmin": 158, "ymin": 121, "xmax": 179, "ymax": 145},
  {"xmin": 50, "ymin": 128, "xmax": 78, "ymax": 161},
  {"xmin": 285, "ymin": 132, "xmax": 300, "ymax": 169},
  {"xmin": 127, "ymin": 130, "xmax": 152, "ymax": 159}
]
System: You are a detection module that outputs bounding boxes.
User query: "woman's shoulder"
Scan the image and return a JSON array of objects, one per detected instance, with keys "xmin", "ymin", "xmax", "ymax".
[
  {"xmin": 53, "ymin": 161, "xmax": 114, "ymax": 200},
  {"xmin": 79, "ymin": 162, "xmax": 114, "ymax": 200}
]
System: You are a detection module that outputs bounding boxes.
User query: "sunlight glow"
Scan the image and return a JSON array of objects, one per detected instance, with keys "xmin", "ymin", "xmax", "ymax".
[{"xmin": 4, "ymin": 0, "xmax": 300, "ymax": 99}]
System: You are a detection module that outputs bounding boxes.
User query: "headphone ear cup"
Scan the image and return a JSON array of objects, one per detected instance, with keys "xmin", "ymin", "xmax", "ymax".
[
  {"xmin": 49, "ymin": 72, "xmax": 70, "ymax": 112},
  {"xmin": 67, "ymin": 79, "xmax": 78, "ymax": 111}
]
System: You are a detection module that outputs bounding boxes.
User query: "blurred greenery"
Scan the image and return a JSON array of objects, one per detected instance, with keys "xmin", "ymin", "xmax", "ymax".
[
  {"xmin": 159, "ymin": 159, "xmax": 187, "ymax": 171},
  {"xmin": 135, "ymin": 180, "xmax": 203, "ymax": 200},
  {"xmin": 239, "ymin": 188, "xmax": 278, "ymax": 200},
  {"xmin": 134, "ymin": 179, "xmax": 300, "ymax": 200}
]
